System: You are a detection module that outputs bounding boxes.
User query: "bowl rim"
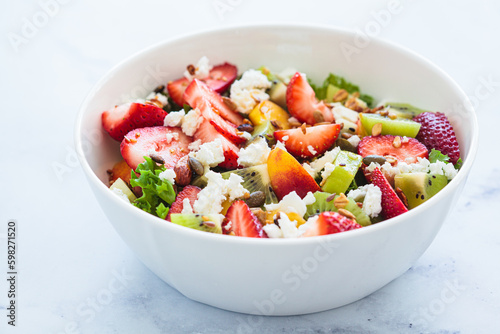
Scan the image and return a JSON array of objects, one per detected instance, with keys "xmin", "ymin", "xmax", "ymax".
[{"xmin": 75, "ymin": 22, "xmax": 479, "ymax": 246}]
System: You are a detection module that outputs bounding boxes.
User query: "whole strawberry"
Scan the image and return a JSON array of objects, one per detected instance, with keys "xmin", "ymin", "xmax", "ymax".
[{"xmin": 413, "ymin": 112, "xmax": 460, "ymax": 164}]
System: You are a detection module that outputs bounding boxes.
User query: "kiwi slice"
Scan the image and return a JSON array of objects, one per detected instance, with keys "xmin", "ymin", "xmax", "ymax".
[
  {"xmin": 394, "ymin": 172, "xmax": 448, "ymax": 209},
  {"xmin": 359, "ymin": 113, "xmax": 421, "ymax": 138},
  {"xmin": 384, "ymin": 102, "xmax": 428, "ymax": 119},
  {"xmin": 221, "ymin": 164, "xmax": 278, "ymax": 204},
  {"xmin": 269, "ymin": 81, "xmax": 287, "ymax": 109},
  {"xmin": 191, "ymin": 175, "xmax": 208, "ymax": 188},
  {"xmin": 169, "ymin": 213, "xmax": 222, "ymax": 234},
  {"xmin": 305, "ymin": 191, "xmax": 371, "ymax": 226},
  {"xmin": 251, "ymin": 121, "xmax": 276, "ymax": 145}
]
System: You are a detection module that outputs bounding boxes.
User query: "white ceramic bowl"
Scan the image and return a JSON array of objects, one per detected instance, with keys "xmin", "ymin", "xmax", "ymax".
[{"xmin": 75, "ymin": 24, "xmax": 478, "ymax": 315}]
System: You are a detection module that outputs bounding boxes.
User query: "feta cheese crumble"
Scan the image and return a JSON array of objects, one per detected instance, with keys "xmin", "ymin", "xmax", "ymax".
[
  {"xmin": 366, "ymin": 157, "xmax": 458, "ymax": 181},
  {"xmin": 277, "ymin": 213, "xmax": 300, "ymax": 238},
  {"xmin": 111, "ymin": 187, "xmax": 130, "ymax": 203},
  {"xmin": 307, "ymin": 145, "xmax": 317, "ymax": 156},
  {"xmin": 165, "ymin": 132, "xmax": 179, "ymax": 144},
  {"xmin": 163, "ymin": 110, "xmax": 185, "ymax": 127},
  {"xmin": 159, "ymin": 168, "xmax": 176, "ymax": 185},
  {"xmin": 181, "ymin": 198, "xmax": 194, "ymax": 214},
  {"xmin": 298, "ymin": 215, "xmax": 319, "ymax": 236},
  {"xmin": 262, "ymin": 223, "xmax": 283, "ymax": 238},
  {"xmin": 188, "ymin": 139, "xmax": 202, "ymax": 151},
  {"xmin": 184, "ymin": 56, "xmax": 212, "ymax": 81},
  {"xmin": 237, "ymin": 137, "xmax": 271, "ymax": 167},
  {"xmin": 275, "ymin": 140, "xmax": 288, "ymax": 152},
  {"xmin": 181, "ymin": 108, "xmax": 203, "ymax": 136},
  {"xmin": 320, "ymin": 163, "xmax": 336, "ymax": 182},
  {"xmin": 347, "ymin": 184, "xmax": 382, "ymax": 218},
  {"xmin": 264, "ymin": 191, "xmax": 315, "ymax": 218},
  {"xmin": 189, "ymin": 138, "xmax": 225, "ymax": 171},
  {"xmin": 193, "ymin": 171, "xmax": 249, "ymax": 214},
  {"xmin": 230, "ymin": 69, "xmax": 272, "ymax": 114},
  {"xmin": 302, "ymin": 147, "xmax": 341, "ymax": 179}
]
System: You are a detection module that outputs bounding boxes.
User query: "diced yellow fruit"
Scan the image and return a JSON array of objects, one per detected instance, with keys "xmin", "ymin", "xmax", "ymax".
[
  {"xmin": 264, "ymin": 210, "xmax": 306, "ymax": 227},
  {"xmin": 249, "ymin": 101, "xmax": 291, "ymax": 129},
  {"xmin": 221, "ymin": 199, "xmax": 232, "ymax": 215}
]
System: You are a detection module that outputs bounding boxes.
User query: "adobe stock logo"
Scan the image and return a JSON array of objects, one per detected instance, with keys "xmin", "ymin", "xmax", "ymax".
[{"xmin": 6, "ymin": 0, "xmax": 73, "ymax": 52}]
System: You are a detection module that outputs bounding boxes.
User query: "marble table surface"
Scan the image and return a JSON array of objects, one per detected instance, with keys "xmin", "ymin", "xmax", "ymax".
[{"xmin": 1, "ymin": 0, "xmax": 499, "ymax": 333}]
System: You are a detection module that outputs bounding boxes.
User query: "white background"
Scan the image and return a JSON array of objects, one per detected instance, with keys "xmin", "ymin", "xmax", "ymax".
[{"xmin": 1, "ymin": 0, "xmax": 499, "ymax": 333}]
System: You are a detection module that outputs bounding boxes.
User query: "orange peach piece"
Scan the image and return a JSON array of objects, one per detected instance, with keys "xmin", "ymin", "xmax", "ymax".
[{"xmin": 267, "ymin": 148, "xmax": 320, "ymax": 200}]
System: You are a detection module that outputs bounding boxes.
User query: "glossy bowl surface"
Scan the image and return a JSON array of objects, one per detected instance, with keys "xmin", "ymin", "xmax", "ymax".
[{"xmin": 75, "ymin": 24, "xmax": 478, "ymax": 315}]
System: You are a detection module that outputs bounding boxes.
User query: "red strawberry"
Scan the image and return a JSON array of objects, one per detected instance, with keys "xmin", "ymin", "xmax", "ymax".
[
  {"xmin": 286, "ymin": 72, "xmax": 334, "ymax": 125},
  {"xmin": 167, "ymin": 62, "xmax": 239, "ymax": 109},
  {"xmin": 369, "ymin": 167, "xmax": 408, "ymax": 219},
  {"xmin": 198, "ymin": 101, "xmax": 246, "ymax": 145},
  {"xmin": 203, "ymin": 62, "xmax": 238, "ymax": 94},
  {"xmin": 357, "ymin": 135, "xmax": 428, "ymax": 164},
  {"xmin": 224, "ymin": 200, "xmax": 268, "ymax": 238},
  {"xmin": 166, "ymin": 185, "xmax": 201, "ymax": 221},
  {"xmin": 102, "ymin": 102, "xmax": 167, "ymax": 141},
  {"xmin": 274, "ymin": 123, "xmax": 342, "ymax": 159},
  {"xmin": 413, "ymin": 112, "xmax": 461, "ymax": 164},
  {"xmin": 193, "ymin": 120, "xmax": 240, "ymax": 170},
  {"xmin": 184, "ymin": 79, "xmax": 244, "ymax": 126},
  {"xmin": 120, "ymin": 126, "xmax": 192, "ymax": 170},
  {"xmin": 167, "ymin": 77, "xmax": 190, "ymax": 107},
  {"xmin": 301, "ymin": 211, "xmax": 362, "ymax": 237}
]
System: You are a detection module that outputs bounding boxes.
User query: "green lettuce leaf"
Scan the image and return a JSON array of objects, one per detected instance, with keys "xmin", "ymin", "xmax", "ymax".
[
  {"xmin": 310, "ymin": 73, "xmax": 374, "ymax": 107},
  {"xmin": 156, "ymin": 203, "xmax": 170, "ymax": 220},
  {"xmin": 428, "ymin": 149, "xmax": 450, "ymax": 164},
  {"xmin": 130, "ymin": 157, "xmax": 176, "ymax": 217}
]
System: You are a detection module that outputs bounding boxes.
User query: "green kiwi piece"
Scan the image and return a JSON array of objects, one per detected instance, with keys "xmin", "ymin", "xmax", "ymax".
[
  {"xmin": 394, "ymin": 172, "xmax": 448, "ymax": 209},
  {"xmin": 383, "ymin": 102, "xmax": 429, "ymax": 119},
  {"xmin": 251, "ymin": 121, "xmax": 276, "ymax": 145},
  {"xmin": 305, "ymin": 191, "xmax": 371, "ymax": 226},
  {"xmin": 269, "ymin": 82, "xmax": 287, "ymax": 109},
  {"xmin": 360, "ymin": 113, "xmax": 421, "ymax": 138},
  {"xmin": 191, "ymin": 175, "xmax": 208, "ymax": 188},
  {"xmin": 169, "ymin": 214, "xmax": 222, "ymax": 234},
  {"xmin": 221, "ymin": 164, "xmax": 278, "ymax": 204}
]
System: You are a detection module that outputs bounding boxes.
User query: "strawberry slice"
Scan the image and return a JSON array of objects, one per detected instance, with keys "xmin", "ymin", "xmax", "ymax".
[
  {"xmin": 357, "ymin": 135, "xmax": 428, "ymax": 164},
  {"xmin": 368, "ymin": 167, "xmax": 408, "ymax": 219},
  {"xmin": 224, "ymin": 200, "xmax": 268, "ymax": 238},
  {"xmin": 274, "ymin": 123, "xmax": 342, "ymax": 159},
  {"xmin": 193, "ymin": 120, "xmax": 240, "ymax": 170},
  {"xmin": 167, "ymin": 77, "xmax": 190, "ymax": 107},
  {"xmin": 301, "ymin": 212, "xmax": 362, "ymax": 237},
  {"xmin": 165, "ymin": 185, "xmax": 201, "ymax": 221},
  {"xmin": 102, "ymin": 102, "xmax": 167, "ymax": 141},
  {"xmin": 167, "ymin": 62, "xmax": 239, "ymax": 109},
  {"xmin": 198, "ymin": 102, "xmax": 246, "ymax": 145},
  {"xmin": 184, "ymin": 79, "xmax": 244, "ymax": 126},
  {"xmin": 286, "ymin": 72, "xmax": 334, "ymax": 125},
  {"xmin": 120, "ymin": 126, "xmax": 192, "ymax": 170},
  {"xmin": 203, "ymin": 62, "xmax": 238, "ymax": 94}
]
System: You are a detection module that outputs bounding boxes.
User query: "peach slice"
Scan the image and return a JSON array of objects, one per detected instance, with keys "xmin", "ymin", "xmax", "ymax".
[{"xmin": 267, "ymin": 148, "xmax": 320, "ymax": 200}]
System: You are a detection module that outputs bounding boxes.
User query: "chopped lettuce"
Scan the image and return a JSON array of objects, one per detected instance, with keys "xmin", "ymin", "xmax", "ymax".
[
  {"xmin": 428, "ymin": 149, "xmax": 462, "ymax": 170},
  {"xmin": 428, "ymin": 149, "xmax": 450, "ymax": 164},
  {"xmin": 310, "ymin": 73, "xmax": 374, "ymax": 107},
  {"xmin": 130, "ymin": 157, "xmax": 176, "ymax": 217}
]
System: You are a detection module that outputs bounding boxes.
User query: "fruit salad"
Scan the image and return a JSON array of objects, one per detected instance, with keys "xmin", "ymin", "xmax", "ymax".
[{"xmin": 102, "ymin": 56, "xmax": 462, "ymax": 238}]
